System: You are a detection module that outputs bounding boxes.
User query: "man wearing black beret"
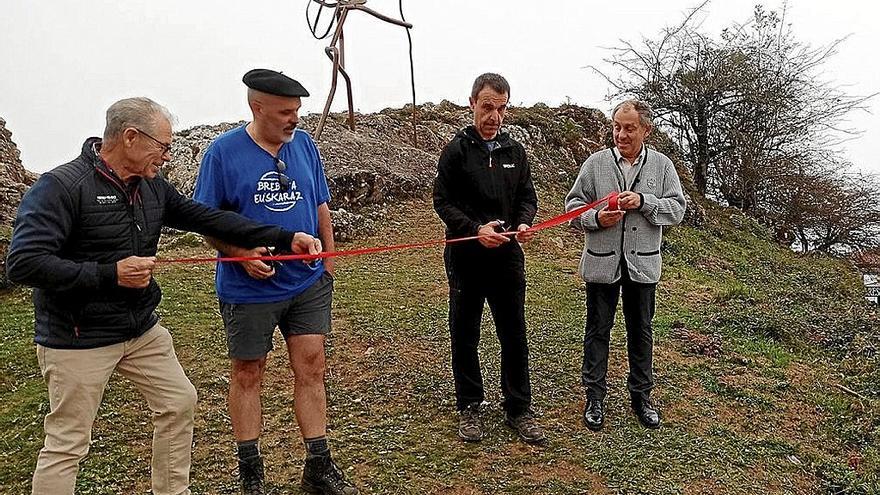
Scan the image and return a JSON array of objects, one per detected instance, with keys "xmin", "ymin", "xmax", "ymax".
[
  {"xmin": 194, "ymin": 69, "xmax": 357, "ymax": 495},
  {"xmin": 242, "ymin": 68, "xmax": 311, "ymax": 97}
]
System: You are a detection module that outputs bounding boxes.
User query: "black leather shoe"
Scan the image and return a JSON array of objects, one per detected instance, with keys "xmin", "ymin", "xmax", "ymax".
[
  {"xmin": 582, "ymin": 393, "xmax": 604, "ymax": 431},
  {"xmin": 631, "ymin": 396, "xmax": 661, "ymax": 429}
]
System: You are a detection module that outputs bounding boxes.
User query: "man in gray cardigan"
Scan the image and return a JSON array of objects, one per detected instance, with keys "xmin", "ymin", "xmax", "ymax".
[{"xmin": 565, "ymin": 100, "xmax": 686, "ymax": 430}]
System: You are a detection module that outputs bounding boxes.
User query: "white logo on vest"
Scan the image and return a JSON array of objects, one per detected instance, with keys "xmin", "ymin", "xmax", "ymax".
[{"xmin": 253, "ymin": 171, "xmax": 303, "ymax": 212}]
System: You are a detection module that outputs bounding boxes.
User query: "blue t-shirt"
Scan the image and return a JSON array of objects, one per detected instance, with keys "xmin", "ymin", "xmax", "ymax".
[{"xmin": 193, "ymin": 125, "xmax": 331, "ymax": 304}]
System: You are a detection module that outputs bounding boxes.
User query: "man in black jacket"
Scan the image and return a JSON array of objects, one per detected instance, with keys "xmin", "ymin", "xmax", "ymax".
[
  {"xmin": 6, "ymin": 97, "xmax": 321, "ymax": 495},
  {"xmin": 432, "ymin": 73, "xmax": 544, "ymax": 445}
]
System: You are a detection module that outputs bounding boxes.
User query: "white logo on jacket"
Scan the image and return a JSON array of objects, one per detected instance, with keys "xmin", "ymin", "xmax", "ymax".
[
  {"xmin": 501, "ymin": 163, "xmax": 515, "ymax": 169},
  {"xmin": 253, "ymin": 171, "xmax": 303, "ymax": 212}
]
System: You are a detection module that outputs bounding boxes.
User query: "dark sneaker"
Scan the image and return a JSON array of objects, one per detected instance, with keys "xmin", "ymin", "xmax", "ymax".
[
  {"xmin": 583, "ymin": 392, "xmax": 605, "ymax": 432},
  {"xmin": 301, "ymin": 454, "xmax": 359, "ymax": 495},
  {"xmin": 238, "ymin": 455, "xmax": 265, "ymax": 495},
  {"xmin": 505, "ymin": 409, "xmax": 546, "ymax": 445},
  {"xmin": 458, "ymin": 402, "xmax": 484, "ymax": 442},
  {"xmin": 631, "ymin": 395, "xmax": 661, "ymax": 429}
]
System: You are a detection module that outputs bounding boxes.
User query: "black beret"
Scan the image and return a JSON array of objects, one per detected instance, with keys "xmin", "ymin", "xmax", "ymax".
[{"xmin": 242, "ymin": 69, "xmax": 310, "ymax": 97}]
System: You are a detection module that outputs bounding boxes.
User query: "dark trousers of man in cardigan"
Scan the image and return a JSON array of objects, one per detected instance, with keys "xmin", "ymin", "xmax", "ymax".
[{"xmin": 582, "ymin": 261, "xmax": 656, "ymax": 401}]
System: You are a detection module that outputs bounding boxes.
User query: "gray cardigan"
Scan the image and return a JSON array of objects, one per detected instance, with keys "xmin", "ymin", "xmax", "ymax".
[{"xmin": 565, "ymin": 147, "xmax": 686, "ymax": 284}]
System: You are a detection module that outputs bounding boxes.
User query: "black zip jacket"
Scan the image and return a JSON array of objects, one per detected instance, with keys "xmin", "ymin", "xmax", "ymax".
[
  {"xmin": 7, "ymin": 137, "xmax": 296, "ymax": 349},
  {"xmin": 433, "ymin": 126, "xmax": 538, "ymax": 239}
]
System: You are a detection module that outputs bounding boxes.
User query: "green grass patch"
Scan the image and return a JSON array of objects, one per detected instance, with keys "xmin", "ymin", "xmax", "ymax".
[{"xmin": 0, "ymin": 196, "xmax": 878, "ymax": 493}]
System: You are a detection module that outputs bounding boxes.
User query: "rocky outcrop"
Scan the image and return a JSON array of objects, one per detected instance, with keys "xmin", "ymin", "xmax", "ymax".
[
  {"xmin": 162, "ymin": 101, "xmax": 703, "ymax": 240},
  {"xmin": 166, "ymin": 101, "xmax": 615, "ymax": 202},
  {"xmin": 1, "ymin": 118, "xmax": 38, "ymax": 288},
  {"xmin": 0, "ymin": 118, "xmax": 37, "ymax": 227},
  {"xmin": 1, "ymin": 102, "xmax": 705, "ymax": 267},
  {"xmin": 0, "ymin": 118, "xmax": 37, "ymax": 288},
  {"xmin": 161, "ymin": 121, "xmax": 247, "ymax": 196}
]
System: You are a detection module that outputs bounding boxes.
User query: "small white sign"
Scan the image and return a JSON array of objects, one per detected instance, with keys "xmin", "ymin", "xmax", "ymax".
[{"xmin": 867, "ymin": 286, "xmax": 880, "ymax": 298}]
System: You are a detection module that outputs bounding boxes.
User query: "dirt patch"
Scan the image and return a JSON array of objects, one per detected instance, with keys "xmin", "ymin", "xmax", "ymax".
[
  {"xmin": 682, "ymin": 478, "xmax": 729, "ymax": 495},
  {"xmin": 522, "ymin": 459, "xmax": 609, "ymax": 490},
  {"xmin": 432, "ymin": 486, "xmax": 485, "ymax": 495}
]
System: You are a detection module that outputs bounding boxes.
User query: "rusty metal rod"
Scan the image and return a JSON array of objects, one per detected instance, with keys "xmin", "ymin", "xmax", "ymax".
[{"xmin": 311, "ymin": 0, "xmax": 413, "ymax": 141}]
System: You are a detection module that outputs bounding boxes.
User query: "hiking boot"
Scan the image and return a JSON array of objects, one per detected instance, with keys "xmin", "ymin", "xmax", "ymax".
[
  {"xmin": 583, "ymin": 391, "xmax": 605, "ymax": 432},
  {"xmin": 238, "ymin": 455, "xmax": 265, "ymax": 495},
  {"xmin": 301, "ymin": 454, "xmax": 359, "ymax": 495},
  {"xmin": 631, "ymin": 395, "xmax": 661, "ymax": 429},
  {"xmin": 458, "ymin": 402, "xmax": 484, "ymax": 442},
  {"xmin": 505, "ymin": 409, "xmax": 547, "ymax": 445}
]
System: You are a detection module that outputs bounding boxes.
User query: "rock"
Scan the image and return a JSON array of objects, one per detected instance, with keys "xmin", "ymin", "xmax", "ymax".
[
  {"xmin": 0, "ymin": 118, "xmax": 38, "ymax": 288},
  {"xmin": 161, "ymin": 102, "xmax": 703, "ymax": 236},
  {"xmin": 3, "ymin": 102, "xmax": 707, "ymax": 256},
  {"xmin": 0, "ymin": 117, "xmax": 38, "ymax": 228},
  {"xmin": 161, "ymin": 121, "xmax": 246, "ymax": 196},
  {"xmin": 671, "ymin": 324, "xmax": 723, "ymax": 358},
  {"xmin": 329, "ymin": 208, "xmax": 374, "ymax": 243}
]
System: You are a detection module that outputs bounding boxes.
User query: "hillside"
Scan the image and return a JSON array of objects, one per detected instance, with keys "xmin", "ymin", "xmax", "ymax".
[{"xmin": 0, "ymin": 105, "xmax": 877, "ymax": 494}]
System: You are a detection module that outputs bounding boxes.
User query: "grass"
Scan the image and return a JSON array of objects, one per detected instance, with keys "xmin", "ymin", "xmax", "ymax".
[{"xmin": 0, "ymin": 194, "xmax": 878, "ymax": 494}]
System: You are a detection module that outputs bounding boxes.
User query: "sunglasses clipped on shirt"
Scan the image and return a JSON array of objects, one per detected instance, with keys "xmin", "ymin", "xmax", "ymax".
[{"xmin": 273, "ymin": 156, "xmax": 291, "ymax": 191}]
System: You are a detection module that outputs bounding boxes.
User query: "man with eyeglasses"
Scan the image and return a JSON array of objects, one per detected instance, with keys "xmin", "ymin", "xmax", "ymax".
[
  {"xmin": 193, "ymin": 69, "xmax": 355, "ymax": 495},
  {"xmin": 7, "ymin": 97, "xmax": 323, "ymax": 495}
]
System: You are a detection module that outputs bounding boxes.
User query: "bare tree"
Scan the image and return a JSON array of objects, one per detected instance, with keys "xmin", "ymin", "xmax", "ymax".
[
  {"xmin": 590, "ymin": 1, "xmax": 733, "ymax": 194},
  {"xmin": 591, "ymin": 3, "xmax": 873, "ymax": 207},
  {"xmin": 769, "ymin": 170, "xmax": 880, "ymax": 254},
  {"xmin": 709, "ymin": 7, "xmax": 872, "ymax": 214}
]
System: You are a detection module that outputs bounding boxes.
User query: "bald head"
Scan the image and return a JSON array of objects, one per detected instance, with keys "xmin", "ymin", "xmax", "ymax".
[{"xmin": 246, "ymin": 88, "xmax": 302, "ymax": 146}]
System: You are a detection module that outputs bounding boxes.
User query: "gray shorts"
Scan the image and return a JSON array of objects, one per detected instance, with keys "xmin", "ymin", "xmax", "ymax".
[{"xmin": 220, "ymin": 272, "xmax": 333, "ymax": 360}]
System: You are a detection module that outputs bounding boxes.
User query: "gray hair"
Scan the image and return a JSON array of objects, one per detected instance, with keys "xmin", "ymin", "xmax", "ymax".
[
  {"xmin": 247, "ymin": 87, "xmax": 259, "ymax": 104},
  {"xmin": 471, "ymin": 73, "xmax": 510, "ymax": 100},
  {"xmin": 611, "ymin": 99, "xmax": 654, "ymax": 128},
  {"xmin": 103, "ymin": 97, "xmax": 175, "ymax": 143}
]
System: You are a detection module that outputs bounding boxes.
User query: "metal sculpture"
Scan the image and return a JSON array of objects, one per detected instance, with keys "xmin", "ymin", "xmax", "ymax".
[{"xmin": 306, "ymin": 0, "xmax": 416, "ymax": 142}]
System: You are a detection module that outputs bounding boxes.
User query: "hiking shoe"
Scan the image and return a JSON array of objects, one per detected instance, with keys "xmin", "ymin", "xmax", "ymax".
[
  {"xmin": 505, "ymin": 409, "xmax": 547, "ymax": 445},
  {"xmin": 238, "ymin": 455, "xmax": 265, "ymax": 495},
  {"xmin": 583, "ymin": 391, "xmax": 605, "ymax": 431},
  {"xmin": 301, "ymin": 454, "xmax": 359, "ymax": 495},
  {"xmin": 458, "ymin": 402, "xmax": 484, "ymax": 442}
]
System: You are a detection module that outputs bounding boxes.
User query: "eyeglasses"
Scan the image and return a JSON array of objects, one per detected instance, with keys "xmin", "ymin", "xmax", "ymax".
[
  {"xmin": 273, "ymin": 156, "xmax": 291, "ymax": 191},
  {"xmin": 134, "ymin": 128, "xmax": 172, "ymax": 155}
]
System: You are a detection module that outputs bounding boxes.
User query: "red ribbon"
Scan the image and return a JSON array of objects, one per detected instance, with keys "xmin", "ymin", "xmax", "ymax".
[
  {"xmin": 608, "ymin": 193, "xmax": 619, "ymax": 211},
  {"xmin": 158, "ymin": 192, "xmax": 617, "ymax": 264}
]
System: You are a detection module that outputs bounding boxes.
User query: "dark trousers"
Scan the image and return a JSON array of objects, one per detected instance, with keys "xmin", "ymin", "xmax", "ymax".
[
  {"xmin": 582, "ymin": 266, "xmax": 656, "ymax": 401},
  {"xmin": 444, "ymin": 243, "xmax": 531, "ymax": 416}
]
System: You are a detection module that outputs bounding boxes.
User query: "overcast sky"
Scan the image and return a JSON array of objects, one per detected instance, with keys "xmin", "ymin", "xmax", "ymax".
[{"xmin": 1, "ymin": 0, "xmax": 877, "ymax": 175}]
